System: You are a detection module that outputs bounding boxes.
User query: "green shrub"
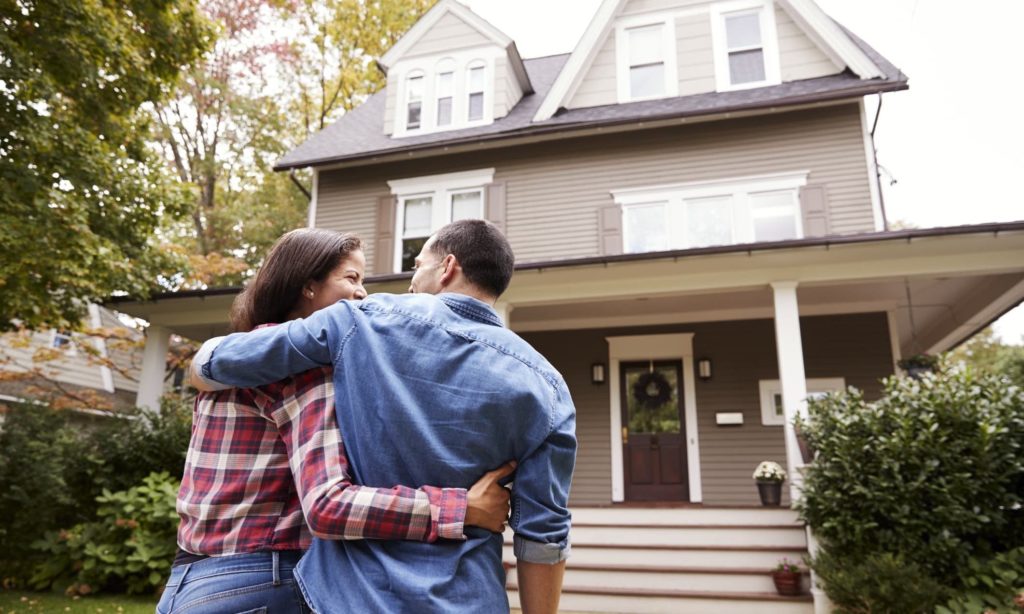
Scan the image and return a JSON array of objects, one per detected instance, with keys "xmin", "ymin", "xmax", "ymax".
[
  {"xmin": 938, "ymin": 547, "xmax": 1024, "ymax": 614},
  {"xmin": 810, "ymin": 548, "xmax": 945, "ymax": 613},
  {"xmin": 30, "ymin": 471, "xmax": 180, "ymax": 595}
]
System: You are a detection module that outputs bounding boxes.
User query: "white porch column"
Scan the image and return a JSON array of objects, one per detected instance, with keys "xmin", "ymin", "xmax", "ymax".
[
  {"xmin": 494, "ymin": 301, "xmax": 513, "ymax": 328},
  {"xmin": 136, "ymin": 324, "xmax": 170, "ymax": 411},
  {"xmin": 770, "ymin": 281, "xmax": 808, "ymax": 497}
]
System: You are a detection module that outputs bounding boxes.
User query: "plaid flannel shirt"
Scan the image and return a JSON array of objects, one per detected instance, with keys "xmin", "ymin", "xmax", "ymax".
[{"xmin": 176, "ymin": 366, "xmax": 468, "ymax": 555}]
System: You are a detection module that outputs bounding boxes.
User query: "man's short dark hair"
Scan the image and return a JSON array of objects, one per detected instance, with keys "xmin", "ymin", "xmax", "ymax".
[{"xmin": 430, "ymin": 219, "xmax": 514, "ymax": 298}]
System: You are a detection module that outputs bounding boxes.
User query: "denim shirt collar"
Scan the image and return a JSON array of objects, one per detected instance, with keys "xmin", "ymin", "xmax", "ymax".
[{"xmin": 438, "ymin": 293, "xmax": 504, "ymax": 327}]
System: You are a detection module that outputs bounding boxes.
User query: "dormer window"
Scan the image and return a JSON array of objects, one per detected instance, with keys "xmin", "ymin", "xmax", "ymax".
[
  {"xmin": 436, "ymin": 70, "xmax": 454, "ymax": 127},
  {"xmin": 467, "ymin": 63, "xmax": 485, "ymax": 121},
  {"xmin": 615, "ymin": 17, "xmax": 677, "ymax": 103},
  {"xmin": 711, "ymin": 1, "xmax": 780, "ymax": 91},
  {"xmin": 406, "ymin": 73, "xmax": 424, "ymax": 130}
]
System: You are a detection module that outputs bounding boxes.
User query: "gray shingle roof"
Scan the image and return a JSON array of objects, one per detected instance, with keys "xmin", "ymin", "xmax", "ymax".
[{"xmin": 275, "ymin": 31, "xmax": 906, "ymax": 171}]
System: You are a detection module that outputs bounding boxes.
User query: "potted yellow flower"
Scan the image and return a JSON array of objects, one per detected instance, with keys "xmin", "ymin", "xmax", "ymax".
[{"xmin": 752, "ymin": 461, "xmax": 787, "ymax": 506}]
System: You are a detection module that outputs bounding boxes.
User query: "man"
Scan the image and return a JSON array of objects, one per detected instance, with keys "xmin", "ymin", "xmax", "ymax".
[{"xmin": 192, "ymin": 220, "xmax": 575, "ymax": 613}]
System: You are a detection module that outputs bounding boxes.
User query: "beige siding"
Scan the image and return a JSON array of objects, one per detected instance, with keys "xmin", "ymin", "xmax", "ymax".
[
  {"xmin": 0, "ymin": 330, "xmax": 106, "ymax": 392},
  {"xmin": 775, "ymin": 4, "xmax": 840, "ymax": 81},
  {"xmin": 98, "ymin": 308, "xmax": 142, "ymax": 393},
  {"xmin": 316, "ymin": 104, "xmax": 875, "ymax": 272},
  {"xmin": 404, "ymin": 11, "xmax": 492, "ymax": 58},
  {"xmin": 621, "ymin": 0, "xmax": 709, "ymax": 15},
  {"xmin": 676, "ymin": 12, "xmax": 715, "ymax": 96},
  {"xmin": 495, "ymin": 55, "xmax": 524, "ymax": 119},
  {"xmin": 383, "ymin": 73, "xmax": 398, "ymax": 135},
  {"xmin": 568, "ymin": 30, "xmax": 617, "ymax": 109},
  {"xmin": 520, "ymin": 312, "xmax": 893, "ymax": 506}
]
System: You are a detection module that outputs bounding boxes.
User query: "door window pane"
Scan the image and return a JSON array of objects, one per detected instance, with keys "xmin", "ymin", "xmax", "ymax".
[
  {"xmin": 624, "ymin": 203, "xmax": 667, "ymax": 253},
  {"xmin": 684, "ymin": 196, "xmax": 733, "ymax": 247},
  {"xmin": 451, "ymin": 190, "xmax": 483, "ymax": 221},
  {"xmin": 624, "ymin": 363, "xmax": 681, "ymax": 434}
]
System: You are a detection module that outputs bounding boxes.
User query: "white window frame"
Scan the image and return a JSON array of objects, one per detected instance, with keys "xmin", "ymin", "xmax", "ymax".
[
  {"xmin": 613, "ymin": 171, "xmax": 808, "ymax": 253},
  {"xmin": 435, "ymin": 60, "xmax": 456, "ymax": 128},
  {"xmin": 389, "ymin": 168, "xmax": 495, "ymax": 272},
  {"xmin": 49, "ymin": 330, "xmax": 76, "ymax": 355},
  {"xmin": 615, "ymin": 14, "xmax": 679, "ymax": 103},
  {"xmin": 403, "ymin": 71, "xmax": 425, "ymax": 131},
  {"xmin": 759, "ymin": 377, "xmax": 845, "ymax": 426},
  {"xmin": 710, "ymin": 0, "xmax": 781, "ymax": 92},
  {"xmin": 391, "ymin": 47, "xmax": 500, "ymax": 137}
]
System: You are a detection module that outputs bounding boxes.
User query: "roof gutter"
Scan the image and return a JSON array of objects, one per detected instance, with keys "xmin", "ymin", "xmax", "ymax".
[{"xmin": 273, "ymin": 79, "xmax": 908, "ymax": 172}]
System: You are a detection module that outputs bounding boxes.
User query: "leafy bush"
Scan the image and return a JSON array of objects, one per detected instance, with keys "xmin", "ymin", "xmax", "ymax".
[
  {"xmin": 30, "ymin": 471, "xmax": 180, "ymax": 595},
  {"xmin": 810, "ymin": 548, "xmax": 945, "ymax": 613},
  {"xmin": 796, "ymin": 365, "xmax": 1024, "ymax": 606},
  {"xmin": 0, "ymin": 398, "xmax": 192, "ymax": 584},
  {"xmin": 938, "ymin": 547, "xmax": 1024, "ymax": 614}
]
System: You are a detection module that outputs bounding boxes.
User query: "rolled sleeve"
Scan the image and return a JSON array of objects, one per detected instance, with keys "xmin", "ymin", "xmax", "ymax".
[
  {"xmin": 193, "ymin": 337, "xmax": 231, "ymax": 391},
  {"xmin": 513, "ymin": 534, "xmax": 571, "ymax": 564}
]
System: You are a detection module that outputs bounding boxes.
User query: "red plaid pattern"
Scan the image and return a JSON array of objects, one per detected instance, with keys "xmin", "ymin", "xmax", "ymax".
[{"xmin": 176, "ymin": 366, "xmax": 467, "ymax": 555}]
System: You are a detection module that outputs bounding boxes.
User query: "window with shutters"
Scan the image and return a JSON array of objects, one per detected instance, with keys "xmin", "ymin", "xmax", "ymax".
[
  {"xmin": 388, "ymin": 169, "xmax": 494, "ymax": 272},
  {"xmin": 710, "ymin": 1, "xmax": 780, "ymax": 91},
  {"xmin": 615, "ymin": 16, "xmax": 678, "ymax": 102},
  {"xmin": 613, "ymin": 172, "xmax": 807, "ymax": 253}
]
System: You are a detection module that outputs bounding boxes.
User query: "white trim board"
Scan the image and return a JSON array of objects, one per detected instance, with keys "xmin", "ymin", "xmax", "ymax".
[
  {"xmin": 606, "ymin": 333, "xmax": 702, "ymax": 503},
  {"xmin": 380, "ymin": 0, "xmax": 511, "ymax": 68}
]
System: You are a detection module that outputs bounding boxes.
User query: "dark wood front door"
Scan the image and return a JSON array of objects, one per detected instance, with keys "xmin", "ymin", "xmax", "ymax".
[{"xmin": 621, "ymin": 360, "xmax": 688, "ymax": 501}]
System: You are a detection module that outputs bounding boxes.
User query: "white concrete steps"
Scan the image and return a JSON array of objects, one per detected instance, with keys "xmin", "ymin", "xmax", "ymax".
[{"xmin": 504, "ymin": 506, "xmax": 814, "ymax": 613}]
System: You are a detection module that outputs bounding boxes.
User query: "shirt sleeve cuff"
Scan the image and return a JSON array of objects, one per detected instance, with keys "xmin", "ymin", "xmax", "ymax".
[
  {"xmin": 194, "ymin": 336, "xmax": 231, "ymax": 391},
  {"xmin": 424, "ymin": 486, "xmax": 467, "ymax": 541},
  {"xmin": 513, "ymin": 534, "xmax": 570, "ymax": 564}
]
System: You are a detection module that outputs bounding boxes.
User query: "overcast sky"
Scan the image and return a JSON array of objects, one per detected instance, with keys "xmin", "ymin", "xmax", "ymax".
[{"xmin": 461, "ymin": 0, "xmax": 1024, "ymax": 343}]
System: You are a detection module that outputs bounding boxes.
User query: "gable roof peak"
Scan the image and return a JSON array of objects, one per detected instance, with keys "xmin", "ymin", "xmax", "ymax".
[{"xmin": 380, "ymin": 0, "xmax": 512, "ymax": 70}]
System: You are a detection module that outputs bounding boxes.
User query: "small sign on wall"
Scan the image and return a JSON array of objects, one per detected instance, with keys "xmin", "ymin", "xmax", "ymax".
[{"xmin": 715, "ymin": 412, "xmax": 744, "ymax": 426}]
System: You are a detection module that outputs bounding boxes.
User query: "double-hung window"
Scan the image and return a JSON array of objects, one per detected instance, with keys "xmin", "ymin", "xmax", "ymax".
[
  {"xmin": 712, "ymin": 1, "xmax": 780, "ymax": 91},
  {"xmin": 390, "ymin": 169, "xmax": 493, "ymax": 272},
  {"xmin": 405, "ymin": 73, "xmax": 424, "ymax": 130},
  {"xmin": 759, "ymin": 378, "xmax": 845, "ymax": 426},
  {"xmin": 467, "ymin": 63, "xmax": 486, "ymax": 122},
  {"xmin": 436, "ymin": 70, "xmax": 454, "ymax": 127},
  {"xmin": 615, "ymin": 172, "xmax": 807, "ymax": 254},
  {"xmin": 617, "ymin": 18, "xmax": 677, "ymax": 102}
]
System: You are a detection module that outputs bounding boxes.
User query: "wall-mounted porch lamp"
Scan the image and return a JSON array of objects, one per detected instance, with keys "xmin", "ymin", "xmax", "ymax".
[
  {"xmin": 591, "ymin": 362, "xmax": 606, "ymax": 385},
  {"xmin": 697, "ymin": 358, "xmax": 712, "ymax": 381}
]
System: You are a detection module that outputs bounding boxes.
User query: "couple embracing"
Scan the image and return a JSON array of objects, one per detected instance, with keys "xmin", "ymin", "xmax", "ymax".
[{"xmin": 157, "ymin": 220, "xmax": 576, "ymax": 614}]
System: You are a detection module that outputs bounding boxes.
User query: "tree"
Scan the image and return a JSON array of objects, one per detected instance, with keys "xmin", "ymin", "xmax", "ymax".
[
  {"xmin": 0, "ymin": 0, "xmax": 211, "ymax": 331},
  {"xmin": 948, "ymin": 327, "xmax": 1024, "ymax": 386}
]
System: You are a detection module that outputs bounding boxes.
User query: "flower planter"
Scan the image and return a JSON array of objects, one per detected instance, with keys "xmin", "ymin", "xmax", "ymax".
[
  {"xmin": 772, "ymin": 570, "xmax": 802, "ymax": 596},
  {"xmin": 756, "ymin": 480, "xmax": 782, "ymax": 506}
]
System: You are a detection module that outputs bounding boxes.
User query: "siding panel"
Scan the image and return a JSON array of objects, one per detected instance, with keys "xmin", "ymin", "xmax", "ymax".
[
  {"xmin": 775, "ymin": 5, "xmax": 840, "ymax": 81},
  {"xmin": 404, "ymin": 12, "xmax": 491, "ymax": 58}
]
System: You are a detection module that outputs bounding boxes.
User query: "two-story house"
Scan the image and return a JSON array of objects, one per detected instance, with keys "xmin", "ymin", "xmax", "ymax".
[{"xmin": 112, "ymin": 0, "xmax": 1024, "ymax": 610}]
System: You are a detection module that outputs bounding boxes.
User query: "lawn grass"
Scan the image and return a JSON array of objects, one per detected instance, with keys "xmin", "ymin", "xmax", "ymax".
[{"xmin": 0, "ymin": 591, "xmax": 158, "ymax": 614}]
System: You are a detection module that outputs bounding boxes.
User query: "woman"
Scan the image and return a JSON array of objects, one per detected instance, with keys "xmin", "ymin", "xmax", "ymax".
[{"xmin": 158, "ymin": 229, "xmax": 512, "ymax": 614}]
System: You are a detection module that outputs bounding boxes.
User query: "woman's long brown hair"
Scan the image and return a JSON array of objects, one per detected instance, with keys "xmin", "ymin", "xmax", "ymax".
[{"xmin": 230, "ymin": 229, "xmax": 362, "ymax": 332}]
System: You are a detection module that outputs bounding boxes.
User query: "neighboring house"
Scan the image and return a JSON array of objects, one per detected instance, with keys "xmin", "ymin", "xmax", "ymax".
[
  {"xmin": 111, "ymin": 0, "xmax": 1024, "ymax": 611},
  {"xmin": 0, "ymin": 305, "xmax": 143, "ymax": 412}
]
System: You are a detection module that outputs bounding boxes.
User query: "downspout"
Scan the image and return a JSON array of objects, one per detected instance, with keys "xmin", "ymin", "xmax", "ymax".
[{"xmin": 870, "ymin": 94, "xmax": 890, "ymax": 231}]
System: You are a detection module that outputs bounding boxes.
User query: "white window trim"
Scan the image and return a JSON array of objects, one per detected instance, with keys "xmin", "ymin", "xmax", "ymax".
[
  {"xmin": 607, "ymin": 334, "xmax": 702, "ymax": 503},
  {"xmin": 710, "ymin": 0, "xmax": 781, "ymax": 92},
  {"xmin": 403, "ymin": 70, "xmax": 426, "ymax": 131},
  {"xmin": 50, "ymin": 330, "xmax": 77, "ymax": 356},
  {"xmin": 759, "ymin": 377, "xmax": 845, "ymax": 426},
  {"xmin": 615, "ymin": 13, "xmax": 679, "ymax": 103},
  {"xmin": 612, "ymin": 171, "xmax": 808, "ymax": 252},
  {"xmin": 389, "ymin": 169, "xmax": 495, "ymax": 272},
  {"xmin": 391, "ymin": 46, "xmax": 501, "ymax": 137}
]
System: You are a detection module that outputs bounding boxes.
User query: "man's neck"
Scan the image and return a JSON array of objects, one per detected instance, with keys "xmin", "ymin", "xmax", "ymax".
[{"xmin": 438, "ymin": 286, "xmax": 496, "ymax": 307}]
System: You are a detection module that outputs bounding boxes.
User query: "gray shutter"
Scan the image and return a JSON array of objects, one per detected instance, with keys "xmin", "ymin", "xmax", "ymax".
[
  {"xmin": 598, "ymin": 204, "xmax": 623, "ymax": 256},
  {"xmin": 374, "ymin": 194, "xmax": 397, "ymax": 274},
  {"xmin": 485, "ymin": 182, "xmax": 507, "ymax": 233},
  {"xmin": 799, "ymin": 185, "xmax": 830, "ymax": 238}
]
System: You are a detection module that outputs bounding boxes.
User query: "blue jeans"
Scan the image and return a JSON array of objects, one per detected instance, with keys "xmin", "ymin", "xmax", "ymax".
[{"xmin": 156, "ymin": 551, "xmax": 311, "ymax": 614}]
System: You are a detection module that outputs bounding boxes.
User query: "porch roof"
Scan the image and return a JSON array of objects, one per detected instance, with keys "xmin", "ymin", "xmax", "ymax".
[{"xmin": 107, "ymin": 222, "xmax": 1024, "ymax": 353}]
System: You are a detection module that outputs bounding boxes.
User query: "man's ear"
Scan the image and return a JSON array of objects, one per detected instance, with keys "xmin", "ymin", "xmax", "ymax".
[{"xmin": 439, "ymin": 254, "xmax": 459, "ymax": 286}]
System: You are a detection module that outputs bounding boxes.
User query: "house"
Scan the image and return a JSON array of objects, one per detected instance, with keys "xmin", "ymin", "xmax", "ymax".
[
  {"xmin": 110, "ymin": 0, "xmax": 1024, "ymax": 610},
  {"xmin": 0, "ymin": 305, "xmax": 144, "ymax": 413}
]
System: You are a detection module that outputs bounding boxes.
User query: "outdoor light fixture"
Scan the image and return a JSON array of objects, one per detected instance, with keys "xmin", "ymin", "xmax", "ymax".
[
  {"xmin": 698, "ymin": 358, "xmax": 712, "ymax": 381},
  {"xmin": 591, "ymin": 362, "xmax": 606, "ymax": 385}
]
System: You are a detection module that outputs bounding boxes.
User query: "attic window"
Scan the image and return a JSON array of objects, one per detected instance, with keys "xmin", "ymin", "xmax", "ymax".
[
  {"xmin": 467, "ymin": 63, "xmax": 485, "ymax": 121},
  {"xmin": 711, "ymin": 1, "xmax": 780, "ymax": 91},
  {"xmin": 627, "ymin": 24, "xmax": 666, "ymax": 99},
  {"xmin": 406, "ymin": 73, "xmax": 424, "ymax": 130},
  {"xmin": 436, "ymin": 71, "xmax": 454, "ymax": 127},
  {"xmin": 725, "ymin": 12, "xmax": 765, "ymax": 84}
]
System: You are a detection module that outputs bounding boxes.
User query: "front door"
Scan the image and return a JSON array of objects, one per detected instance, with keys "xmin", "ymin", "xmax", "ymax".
[{"xmin": 621, "ymin": 360, "xmax": 688, "ymax": 501}]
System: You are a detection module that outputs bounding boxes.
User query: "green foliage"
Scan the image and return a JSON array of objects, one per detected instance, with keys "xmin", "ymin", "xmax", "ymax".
[
  {"xmin": 0, "ymin": 0, "xmax": 211, "ymax": 331},
  {"xmin": 810, "ymin": 549, "xmax": 945, "ymax": 613},
  {"xmin": 0, "ymin": 400, "xmax": 192, "ymax": 583},
  {"xmin": 938, "ymin": 548, "xmax": 1024, "ymax": 614},
  {"xmin": 796, "ymin": 366, "xmax": 1024, "ymax": 609},
  {"xmin": 30, "ymin": 472, "xmax": 180, "ymax": 595},
  {"xmin": 949, "ymin": 327, "xmax": 1024, "ymax": 388}
]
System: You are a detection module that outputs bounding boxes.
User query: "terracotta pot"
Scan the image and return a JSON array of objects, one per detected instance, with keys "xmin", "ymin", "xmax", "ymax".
[
  {"xmin": 756, "ymin": 480, "xmax": 782, "ymax": 506},
  {"xmin": 772, "ymin": 570, "xmax": 802, "ymax": 596}
]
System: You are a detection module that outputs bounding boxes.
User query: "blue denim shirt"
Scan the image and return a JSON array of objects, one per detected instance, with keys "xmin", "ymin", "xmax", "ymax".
[{"xmin": 199, "ymin": 293, "xmax": 576, "ymax": 613}]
